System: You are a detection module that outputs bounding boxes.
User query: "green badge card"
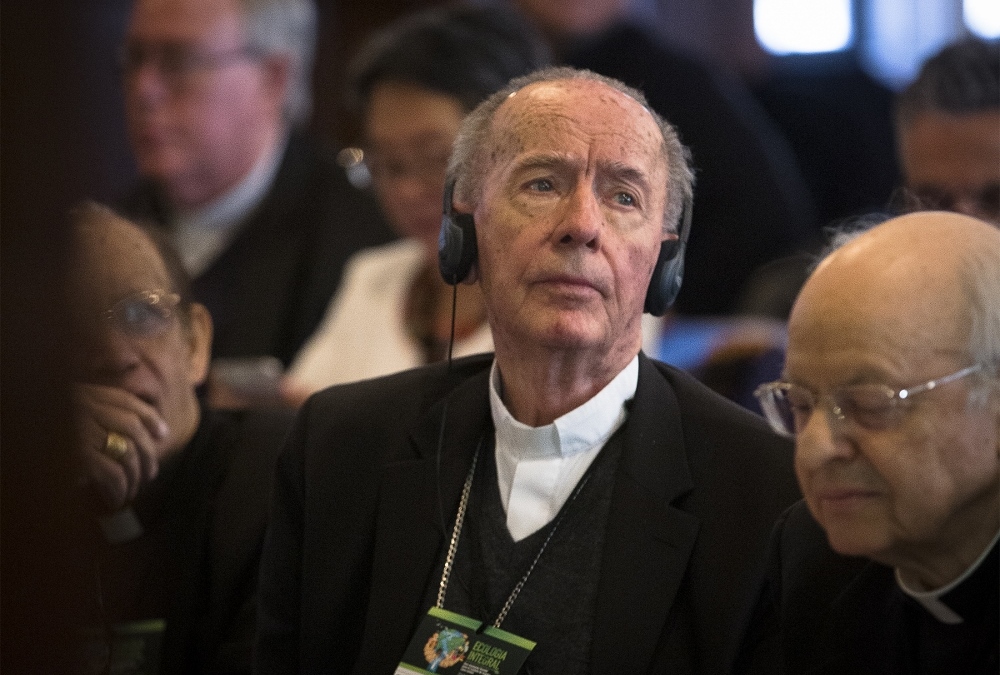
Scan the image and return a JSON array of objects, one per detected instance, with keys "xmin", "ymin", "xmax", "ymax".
[
  {"xmin": 396, "ymin": 607, "xmax": 535, "ymax": 675},
  {"xmin": 81, "ymin": 619, "xmax": 164, "ymax": 675}
]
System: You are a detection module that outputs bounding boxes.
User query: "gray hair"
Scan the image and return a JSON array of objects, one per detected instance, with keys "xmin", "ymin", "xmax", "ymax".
[
  {"xmin": 448, "ymin": 66, "xmax": 694, "ymax": 235},
  {"xmin": 896, "ymin": 37, "xmax": 1000, "ymax": 129},
  {"xmin": 239, "ymin": 0, "xmax": 318, "ymax": 126},
  {"xmin": 811, "ymin": 212, "xmax": 894, "ymax": 271}
]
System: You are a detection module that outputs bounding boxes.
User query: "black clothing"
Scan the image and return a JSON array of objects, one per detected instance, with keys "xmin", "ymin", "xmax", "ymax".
[
  {"xmin": 92, "ymin": 407, "xmax": 293, "ymax": 675},
  {"xmin": 255, "ymin": 352, "xmax": 800, "ymax": 673},
  {"xmin": 735, "ymin": 500, "xmax": 999, "ymax": 675},
  {"xmin": 121, "ymin": 133, "xmax": 395, "ymax": 366}
]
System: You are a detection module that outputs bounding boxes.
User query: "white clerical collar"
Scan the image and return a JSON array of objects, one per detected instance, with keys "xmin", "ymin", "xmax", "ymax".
[
  {"xmin": 488, "ymin": 355, "xmax": 639, "ymax": 541},
  {"xmin": 172, "ymin": 132, "xmax": 288, "ymax": 276},
  {"xmin": 896, "ymin": 528, "xmax": 1000, "ymax": 625}
]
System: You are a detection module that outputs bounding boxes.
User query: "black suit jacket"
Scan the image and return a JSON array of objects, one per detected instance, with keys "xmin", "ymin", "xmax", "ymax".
[
  {"xmin": 256, "ymin": 353, "xmax": 799, "ymax": 674},
  {"xmin": 93, "ymin": 407, "xmax": 293, "ymax": 675},
  {"xmin": 734, "ymin": 501, "xmax": 1000, "ymax": 675},
  {"xmin": 121, "ymin": 133, "xmax": 395, "ymax": 366}
]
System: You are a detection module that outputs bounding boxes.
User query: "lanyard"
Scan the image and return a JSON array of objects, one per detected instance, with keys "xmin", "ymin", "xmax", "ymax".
[{"xmin": 436, "ymin": 440, "xmax": 593, "ymax": 629}]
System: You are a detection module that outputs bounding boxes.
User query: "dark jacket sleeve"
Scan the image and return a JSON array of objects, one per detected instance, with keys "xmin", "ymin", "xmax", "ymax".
[
  {"xmin": 254, "ymin": 404, "xmax": 310, "ymax": 674},
  {"xmin": 731, "ymin": 506, "xmax": 791, "ymax": 675},
  {"xmin": 730, "ymin": 501, "xmax": 871, "ymax": 675}
]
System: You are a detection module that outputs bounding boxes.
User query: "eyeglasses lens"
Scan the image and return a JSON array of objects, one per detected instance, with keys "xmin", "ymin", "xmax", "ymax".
[{"xmin": 109, "ymin": 293, "xmax": 176, "ymax": 338}]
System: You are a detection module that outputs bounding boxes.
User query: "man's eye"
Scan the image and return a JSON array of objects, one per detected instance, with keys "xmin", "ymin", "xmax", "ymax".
[
  {"xmin": 159, "ymin": 47, "xmax": 198, "ymax": 76},
  {"xmin": 528, "ymin": 178, "xmax": 553, "ymax": 192},
  {"xmin": 784, "ymin": 389, "xmax": 813, "ymax": 414},
  {"xmin": 614, "ymin": 192, "xmax": 636, "ymax": 207},
  {"xmin": 121, "ymin": 302, "xmax": 166, "ymax": 331}
]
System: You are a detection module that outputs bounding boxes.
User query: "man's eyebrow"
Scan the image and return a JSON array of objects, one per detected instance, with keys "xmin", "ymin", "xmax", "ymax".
[
  {"xmin": 509, "ymin": 152, "xmax": 577, "ymax": 174},
  {"xmin": 600, "ymin": 162, "xmax": 651, "ymax": 194}
]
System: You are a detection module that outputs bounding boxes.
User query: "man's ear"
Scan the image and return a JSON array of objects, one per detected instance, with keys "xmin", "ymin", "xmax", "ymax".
[
  {"xmin": 261, "ymin": 53, "xmax": 291, "ymax": 116},
  {"xmin": 186, "ymin": 303, "xmax": 213, "ymax": 387},
  {"xmin": 463, "ymin": 261, "xmax": 480, "ymax": 285}
]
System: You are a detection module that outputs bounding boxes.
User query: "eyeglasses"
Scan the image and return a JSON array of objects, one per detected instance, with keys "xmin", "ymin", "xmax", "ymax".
[
  {"xmin": 120, "ymin": 42, "xmax": 260, "ymax": 89},
  {"xmin": 103, "ymin": 290, "xmax": 182, "ymax": 339},
  {"xmin": 754, "ymin": 364, "xmax": 983, "ymax": 438}
]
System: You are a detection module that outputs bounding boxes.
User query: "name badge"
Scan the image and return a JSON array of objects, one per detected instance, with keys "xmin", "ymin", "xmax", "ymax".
[
  {"xmin": 81, "ymin": 618, "xmax": 164, "ymax": 675},
  {"xmin": 396, "ymin": 607, "xmax": 534, "ymax": 675}
]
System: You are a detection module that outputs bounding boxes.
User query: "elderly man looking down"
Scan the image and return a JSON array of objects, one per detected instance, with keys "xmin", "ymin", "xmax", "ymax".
[
  {"xmin": 737, "ymin": 211, "xmax": 1000, "ymax": 674},
  {"xmin": 256, "ymin": 67, "xmax": 798, "ymax": 674}
]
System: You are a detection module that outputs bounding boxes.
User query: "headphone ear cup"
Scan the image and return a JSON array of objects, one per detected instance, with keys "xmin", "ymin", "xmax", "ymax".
[
  {"xmin": 438, "ymin": 211, "xmax": 478, "ymax": 284},
  {"xmin": 645, "ymin": 193, "xmax": 692, "ymax": 316},
  {"xmin": 438, "ymin": 179, "xmax": 479, "ymax": 284},
  {"xmin": 644, "ymin": 238, "xmax": 684, "ymax": 316}
]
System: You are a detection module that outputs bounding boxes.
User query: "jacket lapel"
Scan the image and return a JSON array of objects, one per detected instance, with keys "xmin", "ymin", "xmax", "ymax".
[
  {"xmin": 356, "ymin": 367, "xmax": 493, "ymax": 669},
  {"xmin": 591, "ymin": 354, "xmax": 700, "ymax": 673}
]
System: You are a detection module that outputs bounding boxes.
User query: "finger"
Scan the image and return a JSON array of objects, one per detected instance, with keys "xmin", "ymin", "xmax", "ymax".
[
  {"xmin": 115, "ymin": 435, "xmax": 143, "ymax": 504},
  {"xmin": 85, "ymin": 451, "xmax": 130, "ymax": 511},
  {"xmin": 76, "ymin": 384, "xmax": 169, "ymax": 441},
  {"xmin": 107, "ymin": 414, "xmax": 160, "ymax": 487},
  {"xmin": 74, "ymin": 386, "xmax": 163, "ymax": 483},
  {"xmin": 279, "ymin": 377, "xmax": 312, "ymax": 408},
  {"xmin": 76, "ymin": 405, "xmax": 159, "ymax": 494}
]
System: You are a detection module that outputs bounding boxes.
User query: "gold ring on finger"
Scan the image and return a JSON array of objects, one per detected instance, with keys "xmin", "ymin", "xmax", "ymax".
[{"xmin": 102, "ymin": 431, "xmax": 129, "ymax": 462}]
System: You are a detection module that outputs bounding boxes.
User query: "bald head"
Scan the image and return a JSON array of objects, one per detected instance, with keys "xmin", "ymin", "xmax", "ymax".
[{"xmin": 795, "ymin": 211, "xmax": 1000, "ymax": 373}]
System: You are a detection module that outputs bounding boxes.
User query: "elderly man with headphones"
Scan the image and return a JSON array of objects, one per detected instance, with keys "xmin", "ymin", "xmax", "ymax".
[{"xmin": 256, "ymin": 67, "xmax": 799, "ymax": 675}]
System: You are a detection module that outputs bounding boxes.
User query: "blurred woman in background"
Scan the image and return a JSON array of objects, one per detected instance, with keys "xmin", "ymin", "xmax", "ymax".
[{"xmin": 284, "ymin": 5, "xmax": 549, "ymax": 400}]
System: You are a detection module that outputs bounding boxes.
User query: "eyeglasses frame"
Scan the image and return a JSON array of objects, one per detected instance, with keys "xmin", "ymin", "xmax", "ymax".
[{"xmin": 753, "ymin": 364, "xmax": 984, "ymax": 438}]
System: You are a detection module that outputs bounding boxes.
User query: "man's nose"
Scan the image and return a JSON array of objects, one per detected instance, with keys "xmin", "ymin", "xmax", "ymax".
[
  {"xmin": 125, "ymin": 57, "xmax": 172, "ymax": 108},
  {"xmin": 794, "ymin": 403, "xmax": 855, "ymax": 470},
  {"xmin": 85, "ymin": 325, "xmax": 142, "ymax": 382},
  {"xmin": 554, "ymin": 185, "xmax": 602, "ymax": 249}
]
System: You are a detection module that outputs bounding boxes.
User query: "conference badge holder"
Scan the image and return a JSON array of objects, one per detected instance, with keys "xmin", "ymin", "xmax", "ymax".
[{"xmin": 395, "ymin": 606, "xmax": 534, "ymax": 675}]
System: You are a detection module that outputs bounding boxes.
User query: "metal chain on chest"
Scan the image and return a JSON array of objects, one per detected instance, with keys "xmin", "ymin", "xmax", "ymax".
[
  {"xmin": 436, "ymin": 445, "xmax": 480, "ymax": 609},
  {"xmin": 436, "ymin": 442, "xmax": 593, "ymax": 629}
]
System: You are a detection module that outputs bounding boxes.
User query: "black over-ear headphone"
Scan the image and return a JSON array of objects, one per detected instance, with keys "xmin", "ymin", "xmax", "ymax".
[
  {"xmin": 438, "ymin": 178, "xmax": 692, "ymax": 316},
  {"xmin": 438, "ymin": 179, "xmax": 478, "ymax": 285}
]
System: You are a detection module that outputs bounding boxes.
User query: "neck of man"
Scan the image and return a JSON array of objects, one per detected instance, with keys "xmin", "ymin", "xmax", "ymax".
[
  {"xmin": 491, "ymin": 335, "xmax": 641, "ymax": 427},
  {"xmin": 894, "ymin": 491, "xmax": 1000, "ymax": 591},
  {"xmin": 163, "ymin": 122, "xmax": 287, "ymax": 212}
]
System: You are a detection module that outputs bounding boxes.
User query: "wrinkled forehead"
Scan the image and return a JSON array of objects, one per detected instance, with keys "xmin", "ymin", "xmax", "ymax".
[
  {"xmin": 129, "ymin": 0, "xmax": 244, "ymax": 43},
  {"xmin": 72, "ymin": 217, "xmax": 172, "ymax": 308},
  {"xmin": 489, "ymin": 79, "xmax": 667, "ymax": 173}
]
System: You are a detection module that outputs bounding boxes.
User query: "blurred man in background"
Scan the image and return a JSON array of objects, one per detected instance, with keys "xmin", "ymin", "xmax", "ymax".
[
  {"xmin": 896, "ymin": 37, "xmax": 1000, "ymax": 225},
  {"xmin": 119, "ymin": 0, "xmax": 394, "ymax": 370}
]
